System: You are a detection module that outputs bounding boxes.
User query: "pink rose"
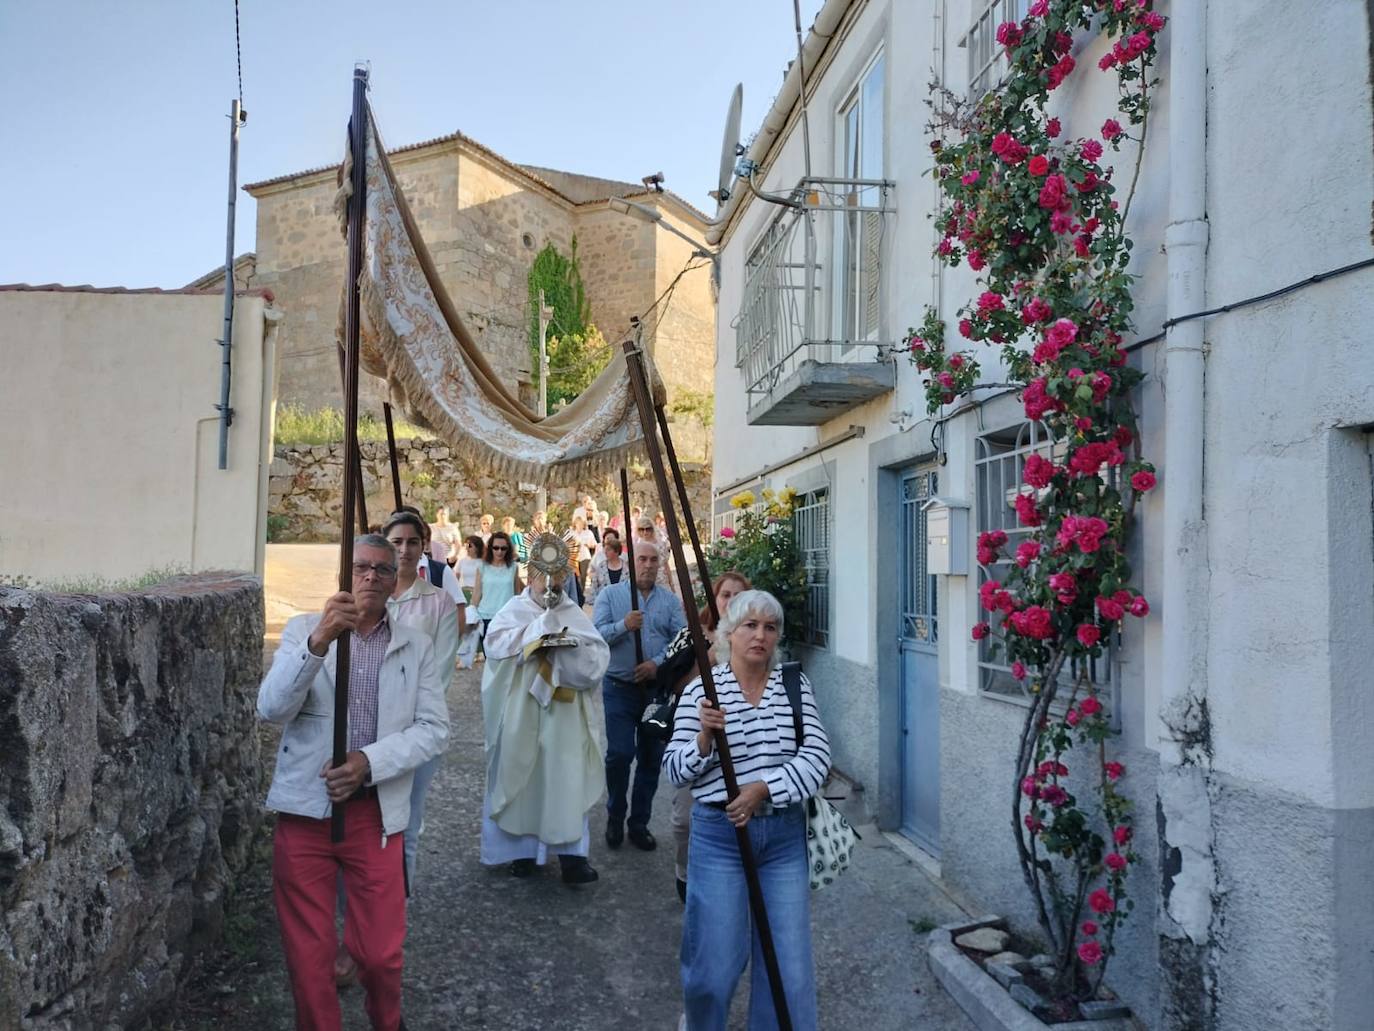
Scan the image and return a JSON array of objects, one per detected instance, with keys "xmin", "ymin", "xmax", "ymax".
[
  {"xmin": 1010, "ymin": 605, "xmax": 1054, "ymax": 639},
  {"xmin": 1046, "ymin": 116, "xmax": 1061, "ymax": 138},
  {"xmin": 971, "ymin": 621, "xmax": 991, "ymax": 641},
  {"xmin": 959, "ymin": 318, "xmax": 974, "ymax": 338},
  {"xmin": 1113, "ymin": 425, "xmax": 1135, "ymax": 448},
  {"xmin": 1131, "ymin": 470, "xmax": 1157, "ymax": 492},
  {"xmin": 995, "ymin": 21, "xmax": 1023, "ymax": 48},
  {"xmin": 1088, "ymin": 888, "xmax": 1116, "ymax": 914},
  {"xmin": 1104, "ymin": 761, "xmax": 1124, "ymax": 781},
  {"xmin": 1066, "ymin": 708, "xmax": 1081, "ymax": 727},
  {"xmin": 1027, "ymin": 154, "xmax": 1050, "ymax": 177},
  {"xmin": 1029, "ymin": 0, "xmax": 1049, "ymax": 16},
  {"xmin": 1024, "ymin": 453, "xmax": 1056, "ymax": 489},
  {"xmin": 1040, "ymin": 784, "xmax": 1069, "ymax": 807},
  {"xmin": 1141, "ymin": 10, "xmax": 1166, "ymax": 31},
  {"xmin": 1077, "ymin": 940, "xmax": 1104, "ymax": 965},
  {"xmin": 1081, "ymin": 920, "xmax": 1099, "ymax": 936},
  {"xmin": 1077, "ymin": 624, "xmax": 1102, "ymax": 648},
  {"xmin": 949, "ymin": 354, "xmax": 965, "ymax": 370},
  {"xmin": 1021, "ymin": 775, "xmax": 1040, "ymax": 798},
  {"xmin": 1081, "ymin": 139, "xmax": 1104, "ymax": 162},
  {"xmin": 1102, "ymin": 118, "xmax": 1124, "ymax": 141},
  {"xmin": 1050, "ymin": 210, "xmax": 1076, "ymax": 235},
  {"xmin": 1013, "ymin": 492, "xmax": 1042, "ymax": 527},
  {"xmin": 719, "ymin": 526, "xmax": 735, "ymax": 539},
  {"xmin": 1015, "ymin": 540, "xmax": 1041, "ymax": 568},
  {"xmin": 1049, "ymin": 572, "xmax": 1078, "ymax": 604},
  {"xmin": 1129, "ymin": 595, "xmax": 1150, "ymax": 617},
  {"xmin": 937, "ymin": 371, "xmax": 955, "ymax": 389},
  {"xmin": 1113, "ymin": 825, "xmax": 1132, "ymax": 845},
  {"xmin": 1080, "ymin": 695, "xmax": 1103, "ymax": 716},
  {"xmin": 1096, "ymin": 595, "xmax": 1126, "ymax": 621},
  {"xmin": 1099, "ymin": 52, "xmax": 1118, "ymax": 71},
  {"xmin": 960, "ymin": 170, "xmax": 980, "ymax": 186},
  {"xmin": 977, "ymin": 291, "xmax": 1005, "ymax": 313},
  {"xmin": 1021, "ymin": 297, "xmax": 1054, "ymax": 325},
  {"xmin": 1105, "ymin": 852, "xmax": 1127, "ymax": 871},
  {"xmin": 1011, "ymin": 661, "xmax": 1028, "ymax": 681},
  {"xmin": 1024, "ymin": 812, "xmax": 1044, "ymax": 833}
]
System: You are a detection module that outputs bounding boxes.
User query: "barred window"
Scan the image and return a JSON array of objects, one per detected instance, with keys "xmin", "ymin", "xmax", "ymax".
[
  {"xmin": 793, "ymin": 488, "xmax": 831, "ymax": 648},
  {"xmin": 974, "ymin": 422, "xmax": 1117, "ymax": 722},
  {"xmin": 962, "ymin": 0, "xmax": 1029, "ymax": 97}
]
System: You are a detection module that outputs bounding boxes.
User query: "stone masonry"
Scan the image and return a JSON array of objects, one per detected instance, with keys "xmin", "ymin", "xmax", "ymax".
[
  {"xmin": 267, "ymin": 438, "xmax": 713, "ymax": 544},
  {"xmin": 0, "ymin": 575, "xmax": 264, "ymax": 1029},
  {"xmin": 241, "ymin": 132, "xmax": 716, "ymax": 461}
]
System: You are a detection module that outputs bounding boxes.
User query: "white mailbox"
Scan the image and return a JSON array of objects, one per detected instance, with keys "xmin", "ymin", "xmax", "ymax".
[{"xmin": 922, "ymin": 497, "xmax": 970, "ymax": 576}]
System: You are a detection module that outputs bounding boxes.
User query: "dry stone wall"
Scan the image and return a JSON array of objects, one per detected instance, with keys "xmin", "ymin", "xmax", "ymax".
[
  {"xmin": 268, "ymin": 439, "xmax": 712, "ymax": 543},
  {"xmin": 0, "ymin": 575, "xmax": 264, "ymax": 1028}
]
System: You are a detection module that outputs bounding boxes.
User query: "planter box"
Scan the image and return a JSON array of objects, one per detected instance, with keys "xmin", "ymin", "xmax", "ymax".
[{"xmin": 927, "ymin": 920, "xmax": 1138, "ymax": 1031}]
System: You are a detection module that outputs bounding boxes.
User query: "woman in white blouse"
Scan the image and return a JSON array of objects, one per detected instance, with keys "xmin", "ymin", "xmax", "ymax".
[{"xmin": 663, "ymin": 590, "xmax": 830, "ymax": 1031}]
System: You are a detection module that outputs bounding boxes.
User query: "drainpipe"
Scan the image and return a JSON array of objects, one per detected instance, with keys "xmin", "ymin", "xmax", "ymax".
[{"xmin": 1157, "ymin": 1, "xmax": 1218, "ymax": 1022}]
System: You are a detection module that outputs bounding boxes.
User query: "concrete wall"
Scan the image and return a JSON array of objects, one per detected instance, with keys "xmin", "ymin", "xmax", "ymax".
[
  {"xmin": 0, "ymin": 574, "xmax": 265, "ymax": 1028},
  {"xmin": 711, "ymin": 1, "xmax": 1374, "ymax": 1026},
  {"xmin": 0, "ymin": 288, "xmax": 278, "ymax": 585}
]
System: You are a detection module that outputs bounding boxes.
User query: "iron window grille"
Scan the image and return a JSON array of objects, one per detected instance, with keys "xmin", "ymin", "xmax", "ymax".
[
  {"xmin": 974, "ymin": 421, "xmax": 1119, "ymax": 727},
  {"xmin": 902, "ymin": 470, "xmax": 939, "ymax": 644},
  {"xmin": 961, "ymin": 0, "xmax": 1030, "ymax": 97},
  {"xmin": 793, "ymin": 487, "xmax": 832, "ymax": 648}
]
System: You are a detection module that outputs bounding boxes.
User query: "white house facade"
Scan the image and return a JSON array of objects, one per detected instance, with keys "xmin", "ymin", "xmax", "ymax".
[{"xmin": 708, "ymin": 1, "xmax": 1374, "ymax": 1027}]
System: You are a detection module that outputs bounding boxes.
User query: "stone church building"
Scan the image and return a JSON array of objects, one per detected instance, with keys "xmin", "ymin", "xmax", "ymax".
[{"xmin": 233, "ymin": 129, "xmax": 716, "ymax": 458}]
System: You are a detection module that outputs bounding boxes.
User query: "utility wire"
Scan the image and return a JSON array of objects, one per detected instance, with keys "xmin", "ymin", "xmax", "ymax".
[{"xmin": 233, "ymin": 0, "xmax": 244, "ymax": 107}]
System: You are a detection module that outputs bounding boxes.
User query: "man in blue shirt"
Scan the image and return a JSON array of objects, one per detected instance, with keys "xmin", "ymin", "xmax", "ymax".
[{"xmin": 592, "ymin": 547, "xmax": 685, "ymax": 850}]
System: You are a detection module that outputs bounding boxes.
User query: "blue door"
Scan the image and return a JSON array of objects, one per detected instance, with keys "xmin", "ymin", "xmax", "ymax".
[{"xmin": 899, "ymin": 467, "xmax": 940, "ymax": 853}]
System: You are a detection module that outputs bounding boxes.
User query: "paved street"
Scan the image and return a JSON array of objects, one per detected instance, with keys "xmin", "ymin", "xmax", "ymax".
[{"xmin": 168, "ymin": 545, "xmax": 975, "ymax": 1029}]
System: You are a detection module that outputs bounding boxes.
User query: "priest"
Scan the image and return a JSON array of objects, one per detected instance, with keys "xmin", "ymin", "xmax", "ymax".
[{"xmin": 479, "ymin": 532, "xmax": 610, "ymax": 885}]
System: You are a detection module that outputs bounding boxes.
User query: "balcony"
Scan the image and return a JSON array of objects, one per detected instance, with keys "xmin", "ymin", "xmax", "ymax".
[{"xmin": 734, "ymin": 177, "xmax": 896, "ymax": 426}]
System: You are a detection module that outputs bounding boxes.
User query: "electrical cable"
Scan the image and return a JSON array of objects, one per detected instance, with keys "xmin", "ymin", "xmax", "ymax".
[{"xmin": 233, "ymin": 0, "xmax": 244, "ymax": 107}]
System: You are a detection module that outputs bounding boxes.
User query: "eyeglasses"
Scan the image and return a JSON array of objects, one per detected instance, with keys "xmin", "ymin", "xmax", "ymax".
[
  {"xmin": 352, "ymin": 561, "xmax": 398, "ymax": 579},
  {"xmin": 491, "ymin": 545, "xmax": 509, "ymax": 552}
]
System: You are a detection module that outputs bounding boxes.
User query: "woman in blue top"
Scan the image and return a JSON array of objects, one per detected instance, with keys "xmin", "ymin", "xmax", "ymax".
[{"xmin": 472, "ymin": 531, "xmax": 524, "ymax": 636}]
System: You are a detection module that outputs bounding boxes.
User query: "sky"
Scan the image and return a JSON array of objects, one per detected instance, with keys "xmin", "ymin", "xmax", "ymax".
[{"xmin": 0, "ymin": 0, "xmax": 825, "ymax": 289}]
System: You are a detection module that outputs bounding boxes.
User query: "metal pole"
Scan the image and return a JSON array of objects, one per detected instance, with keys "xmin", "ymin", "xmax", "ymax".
[
  {"xmin": 383, "ymin": 402, "xmax": 403, "ymax": 512},
  {"xmin": 655, "ymin": 403, "xmax": 717, "ymax": 626},
  {"xmin": 216, "ymin": 99, "xmax": 246, "ymax": 470},
  {"xmin": 536, "ymin": 289, "xmax": 551, "ymax": 513},
  {"xmin": 333, "ymin": 65, "xmax": 368, "ymax": 844},
  {"xmin": 618, "ymin": 468, "xmax": 644, "ymax": 665},
  {"xmin": 620, "ymin": 339, "xmax": 793, "ymax": 1029}
]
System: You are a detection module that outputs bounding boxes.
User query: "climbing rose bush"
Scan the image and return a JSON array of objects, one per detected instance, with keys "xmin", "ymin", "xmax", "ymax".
[{"xmin": 907, "ymin": 0, "xmax": 1166, "ymax": 1005}]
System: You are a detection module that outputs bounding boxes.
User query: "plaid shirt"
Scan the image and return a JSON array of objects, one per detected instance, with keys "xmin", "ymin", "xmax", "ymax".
[{"xmin": 346, "ymin": 618, "xmax": 391, "ymax": 753}]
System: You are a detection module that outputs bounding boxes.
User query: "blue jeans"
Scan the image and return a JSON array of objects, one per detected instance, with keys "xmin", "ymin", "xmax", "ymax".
[
  {"xmin": 404, "ymin": 755, "xmax": 441, "ymax": 890},
  {"xmin": 680, "ymin": 801, "xmax": 817, "ymax": 1030},
  {"xmin": 602, "ymin": 676, "xmax": 665, "ymax": 831}
]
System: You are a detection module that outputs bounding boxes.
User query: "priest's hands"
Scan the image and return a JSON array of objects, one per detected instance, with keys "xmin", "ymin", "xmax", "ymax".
[
  {"xmin": 725, "ymin": 781, "xmax": 772, "ymax": 828},
  {"xmin": 320, "ymin": 750, "xmax": 371, "ymax": 803}
]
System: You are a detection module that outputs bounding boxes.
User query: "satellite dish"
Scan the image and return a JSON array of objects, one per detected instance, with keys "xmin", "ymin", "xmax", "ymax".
[{"xmin": 714, "ymin": 83, "xmax": 744, "ymax": 207}]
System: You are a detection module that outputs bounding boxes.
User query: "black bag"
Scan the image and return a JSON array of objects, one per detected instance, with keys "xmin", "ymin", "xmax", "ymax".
[{"xmin": 641, "ymin": 627, "xmax": 695, "ymax": 742}]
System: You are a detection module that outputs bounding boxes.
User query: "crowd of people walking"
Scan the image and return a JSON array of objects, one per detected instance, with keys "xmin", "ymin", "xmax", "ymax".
[{"xmin": 257, "ymin": 492, "xmax": 833, "ymax": 1030}]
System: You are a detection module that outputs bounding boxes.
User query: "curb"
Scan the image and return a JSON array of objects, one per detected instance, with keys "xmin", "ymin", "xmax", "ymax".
[{"xmin": 926, "ymin": 926, "xmax": 1137, "ymax": 1031}]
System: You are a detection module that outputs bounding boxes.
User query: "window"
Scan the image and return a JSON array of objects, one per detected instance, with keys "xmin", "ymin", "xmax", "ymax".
[
  {"xmin": 793, "ymin": 487, "xmax": 831, "ymax": 647},
  {"xmin": 963, "ymin": 0, "xmax": 1029, "ymax": 96},
  {"xmin": 836, "ymin": 50, "xmax": 885, "ymax": 351},
  {"xmin": 974, "ymin": 422, "xmax": 1117, "ymax": 721}
]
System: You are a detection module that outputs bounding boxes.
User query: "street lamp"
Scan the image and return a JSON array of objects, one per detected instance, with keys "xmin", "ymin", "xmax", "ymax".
[{"xmin": 607, "ymin": 196, "xmax": 717, "ymax": 267}]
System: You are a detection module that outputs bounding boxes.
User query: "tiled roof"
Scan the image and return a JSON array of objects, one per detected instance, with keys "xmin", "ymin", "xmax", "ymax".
[
  {"xmin": 184, "ymin": 252, "xmax": 257, "ymax": 290},
  {"xmin": 244, "ymin": 128, "xmax": 711, "ymax": 225},
  {"xmin": 0, "ymin": 283, "xmax": 273, "ymax": 299}
]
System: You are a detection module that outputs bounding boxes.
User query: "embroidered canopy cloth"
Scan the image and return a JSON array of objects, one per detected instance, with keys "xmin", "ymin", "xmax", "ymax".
[{"xmin": 335, "ymin": 106, "xmax": 664, "ymax": 485}]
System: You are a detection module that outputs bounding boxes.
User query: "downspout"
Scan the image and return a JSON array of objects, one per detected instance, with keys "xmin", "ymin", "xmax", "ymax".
[{"xmin": 1157, "ymin": 1, "xmax": 1219, "ymax": 1024}]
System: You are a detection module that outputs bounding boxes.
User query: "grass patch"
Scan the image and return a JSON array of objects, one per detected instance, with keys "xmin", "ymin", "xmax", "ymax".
[
  {"xmin": 1, "ymin": 564, "xmax": 188, "ymax": 594},
  {"xmin": 273, "ymin": 404, "xmax": 433, "ymax": 446},
  {"xmin": 910, "ymin": 916, "xmax": 938, "ymax": 935}
]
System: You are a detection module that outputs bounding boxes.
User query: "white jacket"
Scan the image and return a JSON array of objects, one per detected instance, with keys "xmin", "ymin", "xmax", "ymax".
[{"xmin": 258, "ymin": 613, "xmax": 450, "ymax": 836}]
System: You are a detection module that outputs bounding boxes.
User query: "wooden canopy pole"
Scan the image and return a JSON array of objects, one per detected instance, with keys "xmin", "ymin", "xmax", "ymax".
[
  {"xmin": 333, "ymin": 65, "xmax": 369, "ymax": 844},
  {"xmin": 383, "ymin": 402, "xmax": 403, "ymax": 512},
  {"xmin": 334, "ymin": 345, "xmax": 370, "ymax": 533},
  {"xmin": 618, "ymin": 468, "xmax": 644, "ymax": 665},
  {"xmin": 621, "ymin": 340, "xmax": 793, "ymax": 1029},
  {"xmin": 654, "ymin": 403, "xmax": 717, "ymax": 626}
]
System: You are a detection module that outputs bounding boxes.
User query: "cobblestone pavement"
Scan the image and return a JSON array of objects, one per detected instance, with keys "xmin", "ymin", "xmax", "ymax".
[{"xmin": 164, "ymin": 546, "xmax": 975, "ymax": 1030}]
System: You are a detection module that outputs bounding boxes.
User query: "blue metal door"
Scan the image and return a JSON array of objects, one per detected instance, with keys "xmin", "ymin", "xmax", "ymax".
[{"xmin": 899, "ymin": 467, "xmax": 940, "ymax": 853}]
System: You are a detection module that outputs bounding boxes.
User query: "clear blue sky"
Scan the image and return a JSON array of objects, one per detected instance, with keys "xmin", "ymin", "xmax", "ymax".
[{"xmin": 0, "ymin": 0, "xmax": 825, "ymax": 289}]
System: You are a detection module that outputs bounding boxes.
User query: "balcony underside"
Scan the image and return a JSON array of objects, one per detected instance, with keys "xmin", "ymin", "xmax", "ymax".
[{"xmin": 747, "ymin": 359, "xmax": 895, "ymax": 426}]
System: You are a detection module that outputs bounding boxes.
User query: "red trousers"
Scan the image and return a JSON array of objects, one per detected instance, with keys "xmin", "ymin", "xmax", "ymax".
[{"xmin": 273, "ymin": 797, "xmax": 406, "ymax": 1030}]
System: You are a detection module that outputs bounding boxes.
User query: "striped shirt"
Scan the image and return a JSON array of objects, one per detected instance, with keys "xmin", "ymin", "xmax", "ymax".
[
  {"xmin": 663, "ymin": 663, "xmax": 831, "ymax": 807},
  {"xmin": 346, "ymin": 619, "xmax": 390, "ymax": 753}
]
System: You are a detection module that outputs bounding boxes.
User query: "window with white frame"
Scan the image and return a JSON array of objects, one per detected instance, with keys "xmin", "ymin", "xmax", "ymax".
[
  {"xmin": 793, "ymin": 487, "xmax": 831, "ymax": 647},
  {"xmin": 974, "ymin": 421, "xmax": 1118, "ymax": 722},
  {"xmin": 836, "ymin": 49, "xmax": 885, "ymax": 352},
  {"xmin": 963, "ymin": 0, "xmax": 1030, "ymax": 97}
]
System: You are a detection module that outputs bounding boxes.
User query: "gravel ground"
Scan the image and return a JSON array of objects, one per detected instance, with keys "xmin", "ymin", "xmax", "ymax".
[{"xmin": 157, "ymin": 545, "xmax": 975, "ymax": 1030}]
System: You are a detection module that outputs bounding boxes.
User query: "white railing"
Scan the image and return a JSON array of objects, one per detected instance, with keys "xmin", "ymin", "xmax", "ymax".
[{"xmin": 734, "ymin": 178, "xmax": 895, "ymax": 401}]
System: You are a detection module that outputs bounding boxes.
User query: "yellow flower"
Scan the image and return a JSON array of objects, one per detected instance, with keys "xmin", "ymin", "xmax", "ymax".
[{"xmin": 730, "ymin": 491, "xmax": 756, "ymax": 510}]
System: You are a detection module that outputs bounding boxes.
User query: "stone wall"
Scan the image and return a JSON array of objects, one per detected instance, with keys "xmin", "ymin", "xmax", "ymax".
[
  {"xmin": 0, "ymin": 575, "xmax": 265, "ymax": 1028},
  {"xmin": 268, "ymin": 439, "xmax": 713, "ymax": 543}
]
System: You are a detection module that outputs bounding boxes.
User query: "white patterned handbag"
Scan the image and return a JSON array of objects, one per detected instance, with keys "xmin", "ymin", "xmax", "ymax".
[{"xmin": 781, "ymin": 662, "xmax": 859, "ymax": 891}]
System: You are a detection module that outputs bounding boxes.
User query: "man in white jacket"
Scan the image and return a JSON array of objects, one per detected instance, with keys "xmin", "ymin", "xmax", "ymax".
[{"xmin": 258, "ymin": 533, "xmax": 449, "ymax": 1031}]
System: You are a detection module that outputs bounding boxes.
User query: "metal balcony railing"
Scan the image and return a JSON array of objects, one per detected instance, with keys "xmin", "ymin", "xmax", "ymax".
[{"xmin": 734, "ymin": 177, "xmax": 896, "ymax": 402}]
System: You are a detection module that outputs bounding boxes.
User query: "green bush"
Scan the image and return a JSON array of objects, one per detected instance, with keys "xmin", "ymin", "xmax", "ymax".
[
  {"xmin": 273, "ymin": 404, "xmax": 432, "ymax": 446},
  {"xmin": 704, "ymin": 488, "xmax": 808, "ymax": 643},
  {"xmin": 265, "ymin": 514, "xmax": 291, "ymax": 542}
]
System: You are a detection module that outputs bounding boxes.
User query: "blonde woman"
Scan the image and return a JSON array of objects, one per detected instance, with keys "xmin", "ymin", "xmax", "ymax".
[{"xmin": 570, "ymin": 513, "xmax": 598, "ymax": 594}]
